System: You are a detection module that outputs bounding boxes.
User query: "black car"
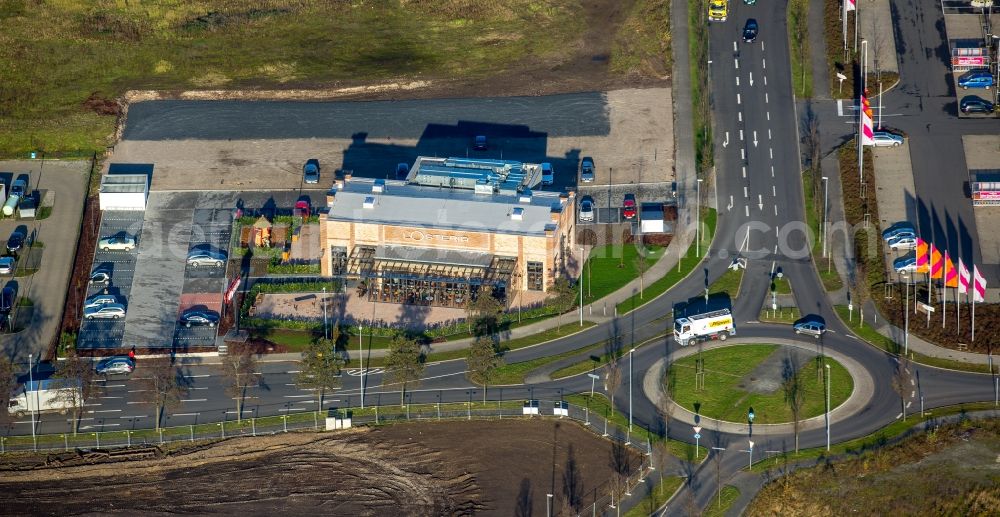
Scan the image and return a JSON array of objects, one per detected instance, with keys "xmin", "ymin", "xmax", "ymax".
[
  {"xmin": 743, "ymin": 19, "xmax": 759, "ymax": 43},
  {"xmin": 180, "ymin": 309, "xmax": 219, "ymax": 328},
  {"xmin": 5, "ymin": 230, "xmax": 24, "ymax": 254},
  {"xmin": 473, "ymin": 135, "xmax": 488, "ymax": 150},
  {"xmin": 0, "ymin": 286, "xmax": 15, "ymax": 314},
  {"xmin": 960, "ymin": 95, "xmax": 994, "ymax": 113}
]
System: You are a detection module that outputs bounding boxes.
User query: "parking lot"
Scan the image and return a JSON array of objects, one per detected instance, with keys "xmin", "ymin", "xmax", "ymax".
[{"xmin": 77, "ymin": 211, "xmax": 143, "ymax": 351}]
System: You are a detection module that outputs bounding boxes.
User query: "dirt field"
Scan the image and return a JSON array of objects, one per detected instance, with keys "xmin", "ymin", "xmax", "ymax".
[
  {"xmin": 0, "ymin": 420, "xmax": 641, "ymax": 516},
  {"xmin": 746, "ymin": 420, "xmax": 1000, "ymax": 516}
]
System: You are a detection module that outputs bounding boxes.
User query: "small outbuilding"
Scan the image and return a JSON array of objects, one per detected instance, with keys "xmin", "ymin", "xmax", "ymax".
[{"xmin": 99, "ymin": 174, "xmax": 148, "ymax": 211}]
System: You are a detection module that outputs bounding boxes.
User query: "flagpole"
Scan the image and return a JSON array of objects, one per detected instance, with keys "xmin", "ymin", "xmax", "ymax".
[{"xmin": 942, "ymin": 251, "xmax": 948, "ymax": 329}]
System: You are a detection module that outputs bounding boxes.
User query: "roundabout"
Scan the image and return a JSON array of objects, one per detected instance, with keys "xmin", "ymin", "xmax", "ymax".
[{"xmin": 668, "ymin": 343, "xmax": 853, "ymax": 424}]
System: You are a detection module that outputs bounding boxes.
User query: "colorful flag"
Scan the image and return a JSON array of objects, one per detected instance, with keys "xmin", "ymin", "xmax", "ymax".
[
  {"xmin": 929, "ymin": 244, "xmax": 944, "ymax": 279},
  {"xmin": 860, "ymin": 94, "xmax": 875, "ymax": 146},
  {"xmin": 973, "ymin": 266, "xmax": 987, "ymax": 303},
  {"xmin": 846, "ymin": 0, "xmax": 856, "ymax": 12},
  {"xmin": 958, "ymin": 258, "xmax": 970, "ymax": 295},
  {"xmin": 944, "ymin": 252, "xmax": 958, "ymax": 287}
]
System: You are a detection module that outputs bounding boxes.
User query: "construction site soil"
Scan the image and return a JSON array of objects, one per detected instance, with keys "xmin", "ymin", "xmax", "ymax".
[{"xmin": 0, "ymin": 419, "xmax": 640, "ymax": 516}]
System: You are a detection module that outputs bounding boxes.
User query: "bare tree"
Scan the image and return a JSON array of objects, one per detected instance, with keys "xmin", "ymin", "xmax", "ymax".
[
  {"xmin": 658, "ymin": 364, "xmax": 673, "ymax": 440},
  {"xmin": 383, "ymin": 334, "xmax": 425, "ymax": 406},
  {"xmin": 604, "ymin": 357, "xmax": 622, "ymax": 419},
  {"xmin": 633, "ymin": 250, "xmax": 648, "ymax": 299},
  {"xmin": 562, "ymin": 444, "xmax": 584, "ymax": 513},
  {"xmin": 298, "ymin": 331, "xmax": 346, "ymax": 411},
  {"xmin": 222, "ymin": 343, "xmax": 259, "ymax": 423},
  {"xmin": 550, "ymin": 277, "xmax": 576, "ymax": 331},
  {"xmin": 781, "ymin": 356, "xmax": 806, "ymax": 453},
  {"xmin": 891, "ymin": 357, "xmax": 911, "ymax": 421},
  {"xmin": 54, "ymin": 352, "xmax": 96, "ymax": 435},
  {"xmin": 466, "ymin": 335, "xmax": 504, "ymax": 402},
  {"xmin": 609, "ymin": 440, "xmax": 633, "ymax": 505},
  {"xmin": 140, "ymin": 358, "xmax": 186, "ymax": 431}
]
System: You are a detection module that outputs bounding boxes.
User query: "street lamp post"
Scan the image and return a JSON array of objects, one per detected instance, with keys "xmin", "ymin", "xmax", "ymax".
[
  {"xmin": 825, "ymin": 363, "xmax": 832, "ymax": 451},
  {"xmin": 28, "ymin": 354, "xmax": 35, "ymax": 443},
  {"xmin": 821, "ymin": 176, "xmax": 829, "ymax": 258},
  {"xmin": 748, "ymin": 440, "xmax": 754, "ymax": 470},
  {"xmin": 546, "ymin": 493, "xmax": 553, "ymax": 517},
  {"xmin": 588, "ymin": 373, "xmax": 600, "ymax": 398},
  {"xmin": 579, "ymin": 246, "xmax": 584, "ymax": 327},
  {"xmin": 696, "ymin": 179, "xmax": 704, "ymax": 257},
  {"xmin": 359, "ymin": 327, "xmax": 365, "ymax": 409},
  {"xmin": 629, "ymin": 348, "xmax": 635, "ymax": 432}
]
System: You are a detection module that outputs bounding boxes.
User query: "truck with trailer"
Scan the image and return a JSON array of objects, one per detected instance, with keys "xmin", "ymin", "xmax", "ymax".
[
  {"xmin": 673, "ymin": 308, "xmax": 736, "ymax": 346},
  {"xmin": 7, "ymin": 378, "xmax": 83, "ymax": 418}
]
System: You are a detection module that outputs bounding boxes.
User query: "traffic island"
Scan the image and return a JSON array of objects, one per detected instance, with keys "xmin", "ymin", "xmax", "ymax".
[{"xmin": 668, "ymin": 344, "xmax": 853, "ymax": 424}]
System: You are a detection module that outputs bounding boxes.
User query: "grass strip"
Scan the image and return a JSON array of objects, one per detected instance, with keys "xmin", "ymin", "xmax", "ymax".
[
  {"xmin": 616, "ymin": 208, "xmax": 717, "ymax": 315},
  {"xmin": 787, "ymin": 0, "xmax": 813, "ymax": 98},
  {"xmin": 833, "ymin": 306, "xmax": 992, "ymax": 374},
  {"xmin": 703, "ymin": 485, "xmax": 740, "ymax": 517},
  {"xmin": 491, "ymin": 342, "xmax": 600, "ymax": 385},
  {"xmin": 564, "ymin": 393, "xmax": 707, "ymax": 463},
  {"xmin": 758, "ymin": 306, "xmax": 802, "ymax": 324},
  {"xmin": 709, "ymin": 266, "xmax": 744, "ymax": 298},
  {"xmin": 802, "ymin": 169, "xmax": 844, "ymax": 291},
  {"xmin": 583, "ymin": 245, "xmax": 664, "ymax": 304},
  {"xmin": 624, "ymin": 476, "xmax": 686, "ymax": 517}
]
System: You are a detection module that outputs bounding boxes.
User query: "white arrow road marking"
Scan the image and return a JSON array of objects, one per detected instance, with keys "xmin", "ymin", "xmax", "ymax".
[
  {"xmin": 753, "ymin": 131, "xmax": 758, "ymax": 147},
  {"xmin": 728, "ymin": 195, "xmax": 734, "ymax": 211},
  {"xmin": 724, "ymin": 131, "xmax": 730, "ymax": 147},
  {"xmin": 758, "ymin": 195, "xmax": 763, "ymax": 211},
  {"xmin": 749, "ymin": 72, "xmax": 754, "ymax": 86}
]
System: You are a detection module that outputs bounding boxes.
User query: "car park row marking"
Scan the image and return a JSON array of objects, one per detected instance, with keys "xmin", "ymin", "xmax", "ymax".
[{"xmin": 181, "ymin": 399, "xmax": 207, "ymax": 402}]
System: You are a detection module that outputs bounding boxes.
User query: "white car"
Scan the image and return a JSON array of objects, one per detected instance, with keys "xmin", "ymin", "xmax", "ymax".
[
  {"xmin": 98, "ymin": 235, "xmax": 135, "ymax": 252},
  {"xmin": 0, "ymin": 257, "xmax": 14, "ymax": 275},
  {"xmin": 872, "ymin": 131, "xmax": 904, "ymax": 147},
  {"xmin": 84, "ymin": 294, "xmax": 119, "ymax": 310},
  {"xmin": 887, "ymin": 235, "xmax": 917, "ymax": 250},
  {"xmin": 84, "ymin": 303, "xmax": 126, "ymax": 320},
  {"xmin": 579, "ymin": 198, "xmax": 595, "ymax": 222},
  {"xmin": 187, "ymin": 250, "xmax": 227, "ymax": 268}
]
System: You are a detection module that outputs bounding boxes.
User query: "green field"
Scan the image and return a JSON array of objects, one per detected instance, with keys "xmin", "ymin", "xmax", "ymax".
[
  {"xmin": 0, "ymin": 0, "xmax": 584, "ymax": 156},
  {"xmin": 582, "ymin": 244, "xmax": 663, "ymax": 304},
  {"xmin": 670, "ymin": 344, "xmax": 853, "ymax": 424}
]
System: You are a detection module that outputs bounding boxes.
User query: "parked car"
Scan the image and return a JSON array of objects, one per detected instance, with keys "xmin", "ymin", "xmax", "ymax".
[
  {"xmin": 9, "ymin": 179, "xmax": 25, "ymax": 199},
  {"xmin": 5, "ymin": 229, "xmax": 24, "ymax": 254},
  {"xmin": 580, "ymin": 157, "xmax": 595, "ymax": 183},
  {"xmin": 623, "ymin": 193, "xmax": 637, "ymax": 220},
  {"xmin": 179, "ymin": 309, "xmax": 219, "ymax": 328},
  {"xmin": 84, "ymin": 293, "xmax": 119, "ymax": 310},
  {"xmin": 395, "ymin": 163, "xmax": 409, "ymax": 180},
  {"xmin": 743, "ymin": 19, "xmax": 759, "ymax": 43},
  {"xmin": 0, "ymin": 286, "xmax": 15, "ymax": 314},
  {"xmin": 882, "ymin": 221, "xmax": 916, "ymax": 241},
  {"xmin": 957, "ymin": 69, "xmax": 993, "ymax": 89},
  {"xmin": 473, "ymin": 135, "xmax": 488, "ymax": 150},
  {"xmin": 303, "ymin": 159, "xmax": 320, "ymax": 184},
  {"xmin": 187, "ymin": 250, "xmax": 227, "ymax": 268},
  {"xmin": 95, "ymin": 356, "xmax": 135, "ymax": 376},
  {"xmin": 98, "ymin": 234, "xmax": 135, "ymax": 252},
  {"xmin": 84, "ymin": 303, "xmax": 126, "ymax": 320},
  {"xmin": 744, "ymin": 0, "xmax": 756, "ymax": 4},
  {"xmin": 960, "ymin": 95, "xmax": 995, "ymax": 113},
  {"xmin": 0, "ymin": 257, "xmax": 14, "ymax": 275},
  {"xmin": 893, "ymin": 255, "xmax": 919, "ymax": 274},
  {"xmin": 888, "ymin": 235, "xmax": 917, "ymax": 250},
  {"xmin": 579, "ymin": 197, "xmax": 595, "ymax": 222},
  {"xmin": 872, "ymin": 131, "xmax": 904, "ymax": 147},
  {"xmin": 541, "ymin": 162, "xmax": 554, "ymax": 186},
  {"xmin": 794, "ymin": 321, "xmax": 826, "ymax": 338},
  {"xmin": 89, "ymin": 269, "xmax": 111, "ymax": 285}
]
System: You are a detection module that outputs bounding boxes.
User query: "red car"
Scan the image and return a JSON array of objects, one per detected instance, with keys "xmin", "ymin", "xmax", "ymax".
[{"xmin": 623, "ymin": 193, "xmax": 637, "ymax": 220}]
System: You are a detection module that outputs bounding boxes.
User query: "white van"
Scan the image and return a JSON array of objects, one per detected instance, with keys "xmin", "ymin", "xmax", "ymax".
[{"xmin": 541, "ymin": 163, "xmax": 554, "ymax": 186}]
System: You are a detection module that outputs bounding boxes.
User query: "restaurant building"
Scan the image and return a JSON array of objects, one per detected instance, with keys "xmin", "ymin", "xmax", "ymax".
[{"xmin": 320, "ymin": 157, "xmax": 576, "ymax": 307}]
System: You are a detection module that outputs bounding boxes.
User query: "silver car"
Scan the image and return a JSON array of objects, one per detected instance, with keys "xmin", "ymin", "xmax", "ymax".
[
  {"xmin": 579, "ymin": 198, "xmax": 595, "ymax": 222},
  {"xmin": 794, "ymin": 321, "xmax": 826, "ymax": 338},
  {"xmin": 98, "ymin": 235, "xmax": 135, "ymax": 252},
  {"xmin": 580, "ymin": 157, "xmax": 595, "ymax": 183},
  {"xmin": 84, "ymin": 303, "xmax": 126, "ymax": 320},
  {"xmin": 84, "ymin": 293, "xmax": 119, "ymax": 310},
  {"xmin": 187, "ymin": 250, "xmax": 227, "ymax": 268},
  {"xmin": 872, "ymin": 131, "xmax": 904, "ymax": 147},
  {"xmin": 0, "ymin": 257, "xmax": 14, "ymax": 275}
]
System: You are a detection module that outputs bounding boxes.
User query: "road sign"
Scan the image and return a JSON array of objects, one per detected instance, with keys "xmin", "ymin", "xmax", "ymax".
[
  {"xmin": 748, "ymin": 407, "xmax": 755, "ymax": 423},
  {"xmin": 694, "ymin": 433, "xmax": 701, "ymax": 439}
]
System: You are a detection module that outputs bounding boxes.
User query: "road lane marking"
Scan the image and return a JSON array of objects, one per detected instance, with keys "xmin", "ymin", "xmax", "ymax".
[
  {"xmin": 295, "ymin": 400, "xmax": 317, "ymax": 404},
  {"xmin": 100, "ymin": 396, "xmax": 124, "ymax": 399},
  {"xmin": 89, "ymin": 409, "xmax": 122, "ymax": 414},
  {"xmin": 736, "ymin": 76, "xmax": 740, "ymax": 86},
  {"xmin": 737, "ymin": 93, "xmax": 741, "ymax": 105},
  {"xmin": 761, "ymin": 41, "xmax": 765, "ymax": 51},
  {"xmin": 766, "ymin": 111, "xmax": 770, "ymax": 121},
  {"xmin": 84, "ymin": 403, "xmax": 102, "ymax": 407},
  {"xmin": 284, "ymin": 395, "xmax": 312, "ymax": 398},
  {"xmin": 119, "ymin": 415, "xmax": 148, "ymax": 419},
  {"xmin": 733, "ymin": 41, "xmax": 737, "ymax": 52},
  {"xmin": 104, "ymin": 384, "xmax": 126, "ymax": 388},
  {"xmin": 742, "ymin": 166, "xmax": 746, "ymax": 178},
  {"xmin": 278, "ymin": 408, "xmax": 306, "ymax": 412},
  {"xmin": 745, "ymin": 205, "xmax": 750, "ymax": 217},
  {"xmin": 181, "ymin": 399, "xmax": 207, "ymax": 402},
  {"xmin": 741, "ymin": 149, "xmax": 745, "ymax": 160},
  {"xmin": 765, "ymin": 92, "xmax": 769, "ymax": 103},
  {"xmin": 172, "ymin": 413, "xmax": 200, "ymax": 417},
  {"xmin": 762, "ymin": 57, "xmax": 766, "ymax": 69},
  {"xmin": 80, "ymin": 424, "xmax": 120, "ymax": 429},
  {"xmin": 739, "ymin": 111, "xmax": 742, "ymax": 122},
  {"xmin": 286, "ymin": 370, "xmax": 301, "ymax": 374},
  {"xmin": 740, "ymin": 129, "xmax": 744, "ymax": 141},
  {"xmin": 771, "ymin": 165, "xmax": 775, "ymax": 177},
  {"xmin": 769, "ymin": 148, "xmax": 773, "ymax": 159},
  {"xmin": 764, "ymin": 75, "xmax": 767, "ymax": 86},
  {"xmin": 127, "ymin": 401, "xmax": 148, "ymax": 405},
  {"xmin": 190, "ymin": 387, "xmax": 208, "ymax": 390},
  {"xmin": 772, "ymin": 185, "xmax": 776, "ymax": 196},
  {"xmin": 774, "ymin": 205, "xmax": 778, "ymax": 215},
  {"xmin": 735, "ymin": 58, "xmax": 739, "ymax": 69},
  {"xmin": 182, "ymin": 374, "xmax": 210, "ymax": 378},
  {"xmin": 768, "ymin": 129, "xmax": 772, "ymax": 140},
  {"xmin": 127, "ymin": 389, "xmax": 147, "ymax": 393}
]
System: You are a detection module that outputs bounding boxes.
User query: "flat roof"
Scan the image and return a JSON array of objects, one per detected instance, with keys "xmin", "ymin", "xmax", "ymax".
[
  {"xmin": 100, "ymin": 174, "xmax": 148, "ymax": 194},
  {"xmin": 410, "ymin": 156, "xmax": 541, "ymax": 192},
  {"xmin": 328, "ymin": 178, "xmax": 568, "ymax": 237}
]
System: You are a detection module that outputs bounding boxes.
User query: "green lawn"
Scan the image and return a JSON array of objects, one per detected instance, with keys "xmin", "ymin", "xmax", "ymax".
[
  {"xmin": 833, "ymin": 306, "xmax": 992, "ymax": 374},
  {"xmin": 490, "ymin": 342, "xmax": 598, "ymax": 385},
  {"xmin": 617, "ymin": 208, "xmax": 717, "ymax": 315},
  {"xmin": 670, "ymin": 344, "xmax": 853, "ymax": 424},
  {"xmin": 0, "ymin": 1, "xmax": 583, "ymax": 156},
  {"xmin": 583, "ymin": 244, "xmax": 663, "ymax": 304},
  {"xmin": 787, "ymin": 0, "xmax": 812, "ymax": 98},
  {"xmin": 758, "ymin": 306, "xmax": 802, "ymax": 324},
  {"xmin": 624, "ymin": 476, "xmax": 685, "ymax": 517},
  {"xmin": 564, "ymin": 393, "xmax": 707, "ymax": 462},
  {"xmin": 549, "ymin": 331, "xmax": 667, "ymax": 380},
  {"xmin": 771, "ymin": 275, "xmax": 792, "ymax": 295},
  {"xmin": 802, "ymin": 170, "xmax": 844, "ymax": 291},
  {"xmin": 709, "ymin": 267, "xmax": 744, "ymax": 297},
  {"xmin": 703, "ymin": 485, "xmax": 740, "ymax": 517}
]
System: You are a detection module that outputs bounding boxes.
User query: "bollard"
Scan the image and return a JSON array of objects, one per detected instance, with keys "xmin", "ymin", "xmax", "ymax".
[
  {"xmin": 313, "ymin": 411, "xmax": 318, "ymax": 430},
  {"xmin": 283, "ymin": 415, "xmax": 288, "ymax": 433},
  {"xmin": 190, "ymin": 425, "xmax": 194, "ymax": 443},
  {"xmin": 64, "ymin": 434, "xmax": 68, "ymax": 451},
  {"xmin": 159, "ymin": 429, "xmax": 163, "ymax": 445},
  {"xmin": 252, "ymin": 418, "xmax": 256, "ymax": 437},
  {"xmin": 96, "ymin": 432, "xmax": 101, "ymax": 448}
]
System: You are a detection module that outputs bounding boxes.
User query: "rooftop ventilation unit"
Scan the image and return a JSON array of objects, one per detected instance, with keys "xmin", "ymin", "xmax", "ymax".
[
  {"xmin": 372, "ymin": 179, "xmax": 386, "ymax": 193},
  {"xmin": 511, "ymin": 207, "xmax": 524, "ymax": 221},
  {"xmin": 474, "ymin": 180, "xmax": 493, "ymax": 195},
  {"xmin": 519, "ymin": 190, "xmax": 532, "ymax": 203},
  {"xmin": 363, "ymin": 196, "xmax": 376, "ymax": 209}
]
